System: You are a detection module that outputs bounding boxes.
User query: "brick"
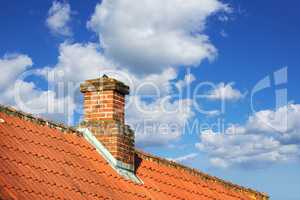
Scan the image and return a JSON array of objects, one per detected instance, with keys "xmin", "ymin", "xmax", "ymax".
[{"xmin": 80, "ymin": 76, "xmax": 134, "ymax": 166}]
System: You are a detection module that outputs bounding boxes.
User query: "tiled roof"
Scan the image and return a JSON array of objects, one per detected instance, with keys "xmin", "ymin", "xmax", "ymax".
[{"xmin": 0, "ymin": 105, "xmax": 269, "ymax": 200}]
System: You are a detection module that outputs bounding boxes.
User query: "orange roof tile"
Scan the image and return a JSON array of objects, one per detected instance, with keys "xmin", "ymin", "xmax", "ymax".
[{"xmin": 0, "ymin": 105, "xmax": 269, "ymax": 200}]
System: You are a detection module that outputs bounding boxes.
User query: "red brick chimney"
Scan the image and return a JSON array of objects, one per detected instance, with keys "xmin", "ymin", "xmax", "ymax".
[{"xmin": 80, "ymin": 75, "xmax": 135, "ymax": 166}]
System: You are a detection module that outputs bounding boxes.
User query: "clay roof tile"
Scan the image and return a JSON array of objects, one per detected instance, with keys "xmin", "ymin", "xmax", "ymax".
[{"xmin": 0, "ymin": 105, "xmax": 269, "ymax": 200}]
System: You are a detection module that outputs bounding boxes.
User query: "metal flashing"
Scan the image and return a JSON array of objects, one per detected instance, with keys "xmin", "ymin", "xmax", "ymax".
[{"xmin": 78, "ymin": 128, "xmax": 143, "ymax": 184}]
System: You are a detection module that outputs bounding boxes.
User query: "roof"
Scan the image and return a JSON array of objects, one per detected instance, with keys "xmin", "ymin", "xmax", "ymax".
[{"xmin": 0, "ymin": 105, "xmax": 269, "ymax": 200}]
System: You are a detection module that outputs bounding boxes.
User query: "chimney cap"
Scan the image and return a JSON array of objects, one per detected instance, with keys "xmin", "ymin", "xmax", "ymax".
[{"xmin": 80, "ymin": 75, "xmax": 130, "ymax": 95}]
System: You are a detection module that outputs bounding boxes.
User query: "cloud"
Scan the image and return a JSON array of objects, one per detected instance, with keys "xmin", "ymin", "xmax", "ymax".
[
  {"xmin": 36, "ymin": 42, "xmax": 193, "ymax": 146},
  {"xmin": 204, "ymin": 82, "xmax": 244, "ymax": 101},
  {"xmin": 0, "ymin": 53, "xmax": 75, "ymax": 123},
  {"xmin": 39, "ymin": 42, "xmax": 117, "ymax": 83},
  {"xmin": 46, "ymin": 1, "xmax": 72, "ymax": 36},
  {"xmin": 169, "ymin": 153, "xmax": 198, "ymax": 163},
  {"xmin": 0, "ymin": 54, "xmax": 33, "ymax": 91},
  {"xmin": 196, "ymin": 104, "xmax": 300, "ymax": 168},
  {"xmin": 38, "ymin": 42, "xmax": 178, "ymax": 96},
  {"xmin": 78, "ymin": 0, "xmax": 231, "ymax": 145},
  {"xmin": 87, "ymin": 0, "xmax": 230, "ymax": 74},
  {"xmin": 0, "ymin": 53, "xmax": 33, "ymax": 105},
  {"xmin": 246, "ymin": 104, "xmax": 300, "ymax": 144},
  {"xmin": 1, "ymin": 0, "xmax": 230, "ymax": 147},
  {"xmin": 128, "ymin": 96, "xmax": 194, "ymax": 147},
  {"xmin": 40, "ymin": 0, "xmax": 230, "ymax": 146}
]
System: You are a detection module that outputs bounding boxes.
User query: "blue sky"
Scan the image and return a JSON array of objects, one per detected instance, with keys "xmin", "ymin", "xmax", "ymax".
[{"xmin": 0, "ymin": 0, "xmax": 300, "ymax": 199}]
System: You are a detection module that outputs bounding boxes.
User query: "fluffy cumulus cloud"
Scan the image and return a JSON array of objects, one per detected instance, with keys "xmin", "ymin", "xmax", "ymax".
[
  {"xmin": 36, "ymin": 0, "xmax": 229, "ymax": 146},
  {"xmin": 35, "ymin": 42, "xmax": 192, "ymax": 145},
  {"xmin": 0, "ymin": 53, "xmax": 75, "ymax": 123},
  {"xmin": 0, "ymin": 54, "xmax": 33, "ymax": 104},
  {"xmin": 128, "ymin": 96, "xmax": 194, "ymax": 147},
  {"xmin": 39, "ymin": 42, "xmax": 117, "ymax": 83},
  {"xmin": 87, "ymin": 0, "xmax": 230, "ymax": 74},
  {"xmin": 196, "ymin": 104, "xmax": 300, "ymax": 168},
  {"xmin": 39, "ymin": 42, "xmax": 177, "ymax": 96},
  {"xmin": 0, "ymin": 54, "xmax": 32, "ymax": 91},
  {"xmin": 204, "ymin": 82, "xmax": 244, "ymax": 101},
  {"xmin": 46, "ymin": 1, "xmax": 72, "ymax": 36},
  {"xmin": 1, "ymin": 0, "xmax": 230, "ymax": 147}
]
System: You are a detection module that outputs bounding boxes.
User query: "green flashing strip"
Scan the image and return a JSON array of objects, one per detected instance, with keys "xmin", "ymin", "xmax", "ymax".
[{"xmin": 78, "ymin": 128, "xmax": 143, "ymax": 184}]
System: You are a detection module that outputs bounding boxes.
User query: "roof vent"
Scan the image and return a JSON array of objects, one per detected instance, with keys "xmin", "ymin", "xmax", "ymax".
[{"xmin": 0, "ymin": 118, "xmax": 5, "ymax": 123}]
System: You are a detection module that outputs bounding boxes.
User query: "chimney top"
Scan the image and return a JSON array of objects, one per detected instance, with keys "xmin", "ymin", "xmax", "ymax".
[{"xmin": 80, "ymin": 75, "xmax": 129, "ymax": 95}]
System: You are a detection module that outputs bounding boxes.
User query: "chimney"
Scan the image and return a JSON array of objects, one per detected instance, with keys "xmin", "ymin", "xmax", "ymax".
[{"xmin": 80, "ymin": 75, "xmax": 135, "ymax": 167}]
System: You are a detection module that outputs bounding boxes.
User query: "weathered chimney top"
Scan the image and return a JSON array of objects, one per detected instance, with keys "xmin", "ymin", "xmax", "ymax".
[{"xmin": 80, "ymin": 75, "xmax": 129, "ymax": 95}]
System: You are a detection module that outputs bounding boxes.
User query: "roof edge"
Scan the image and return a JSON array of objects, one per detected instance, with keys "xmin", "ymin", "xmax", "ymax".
[
  {"xmin": 135, "ymin": 149, "xmax": 269, "ymax": 200},
  {"xmin": 0, "ymin": 104, "xmax": 82, "ymax": 136}
]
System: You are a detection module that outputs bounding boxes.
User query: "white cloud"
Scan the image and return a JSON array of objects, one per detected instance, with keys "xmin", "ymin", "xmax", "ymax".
[
  {"xmin": 14, "ymin": 82, "xmax": 75, "ymax": 123},
  {"xmin": 204, "ymin": 82, "xmax": 244, "ymax": 101},
  {"xmin": 81, "ymin": 0, "xmax": 230, "ymax": 145},
  {"xmin": 46, "ymin": 1, "xmax": 72, "ymax": 36},
  {"xmin": 41, "ymin": 0, "xmax": 231, "ymax": 145},
  {"xmin": 0, "ymin": 53, "xmax": 75, "ymax": 123},
  {"xmin": 38, "ymin": 42, "xmax": 178, "ymax": 96},
  {"xmin": 0, "ymin": 54, "xmax": 33, "ymax": 91},
  {"xmin": 36, "ymin": 42, "xmax": 193, "ymax": 145},
  {"xmin": 88, "ymin": 0, "xmax": 230, "ymax": 74},
  {"xmin": 196, "ymin": 104, "xmax": 300, "ymax": 168},
  {"xmin": 128, "ymin": 96, "xmax": 194, "ymax": 147},
  {"xmin": 0, "ymin": 0, "xmax": 229, "ymax": 147},
  {"xmin": 0, "ymin": 53, "xmax": 33, "ymax": 105},
  {"xmin": 39, "ymin": 42, "xmax": 117, "ymax": 84},
  {"xmin": 246, "ymin": 104, "xmax": 300, "ymax": 144}
]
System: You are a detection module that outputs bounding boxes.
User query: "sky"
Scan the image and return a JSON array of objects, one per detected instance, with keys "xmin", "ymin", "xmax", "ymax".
[{"xmin": 0, "ymin": 0, "xmax": 300, "ymax": 199}]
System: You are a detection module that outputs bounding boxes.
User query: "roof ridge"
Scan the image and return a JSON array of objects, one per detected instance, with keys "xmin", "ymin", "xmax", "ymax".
[
  {"xmin": 135, "ymin": 149, "xmax": 269, "ymax": 199},
  {"xmin": 0, "ymin": 104, "xmax": 81, "ymax": 136}
]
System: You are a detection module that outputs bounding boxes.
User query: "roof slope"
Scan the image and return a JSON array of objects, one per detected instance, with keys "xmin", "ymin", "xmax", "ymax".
[{"xmin": 0, "ymin": 105, "xmax": 268, "ymax": 200}]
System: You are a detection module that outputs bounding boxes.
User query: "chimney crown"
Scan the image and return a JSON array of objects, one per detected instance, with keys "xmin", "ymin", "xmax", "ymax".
[{"xmin": 80, "ymin": 75, "xmax": 129, "ymax": 95}]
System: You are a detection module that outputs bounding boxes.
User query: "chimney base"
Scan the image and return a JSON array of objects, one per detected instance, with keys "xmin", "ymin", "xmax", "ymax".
[
  {"xmin": 80, "ymin": 120, "xmax": 135, "ymax": 166},
  {"xmin": 78, "ymin": 127, "xmax": 142, "ymax": 184}
]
